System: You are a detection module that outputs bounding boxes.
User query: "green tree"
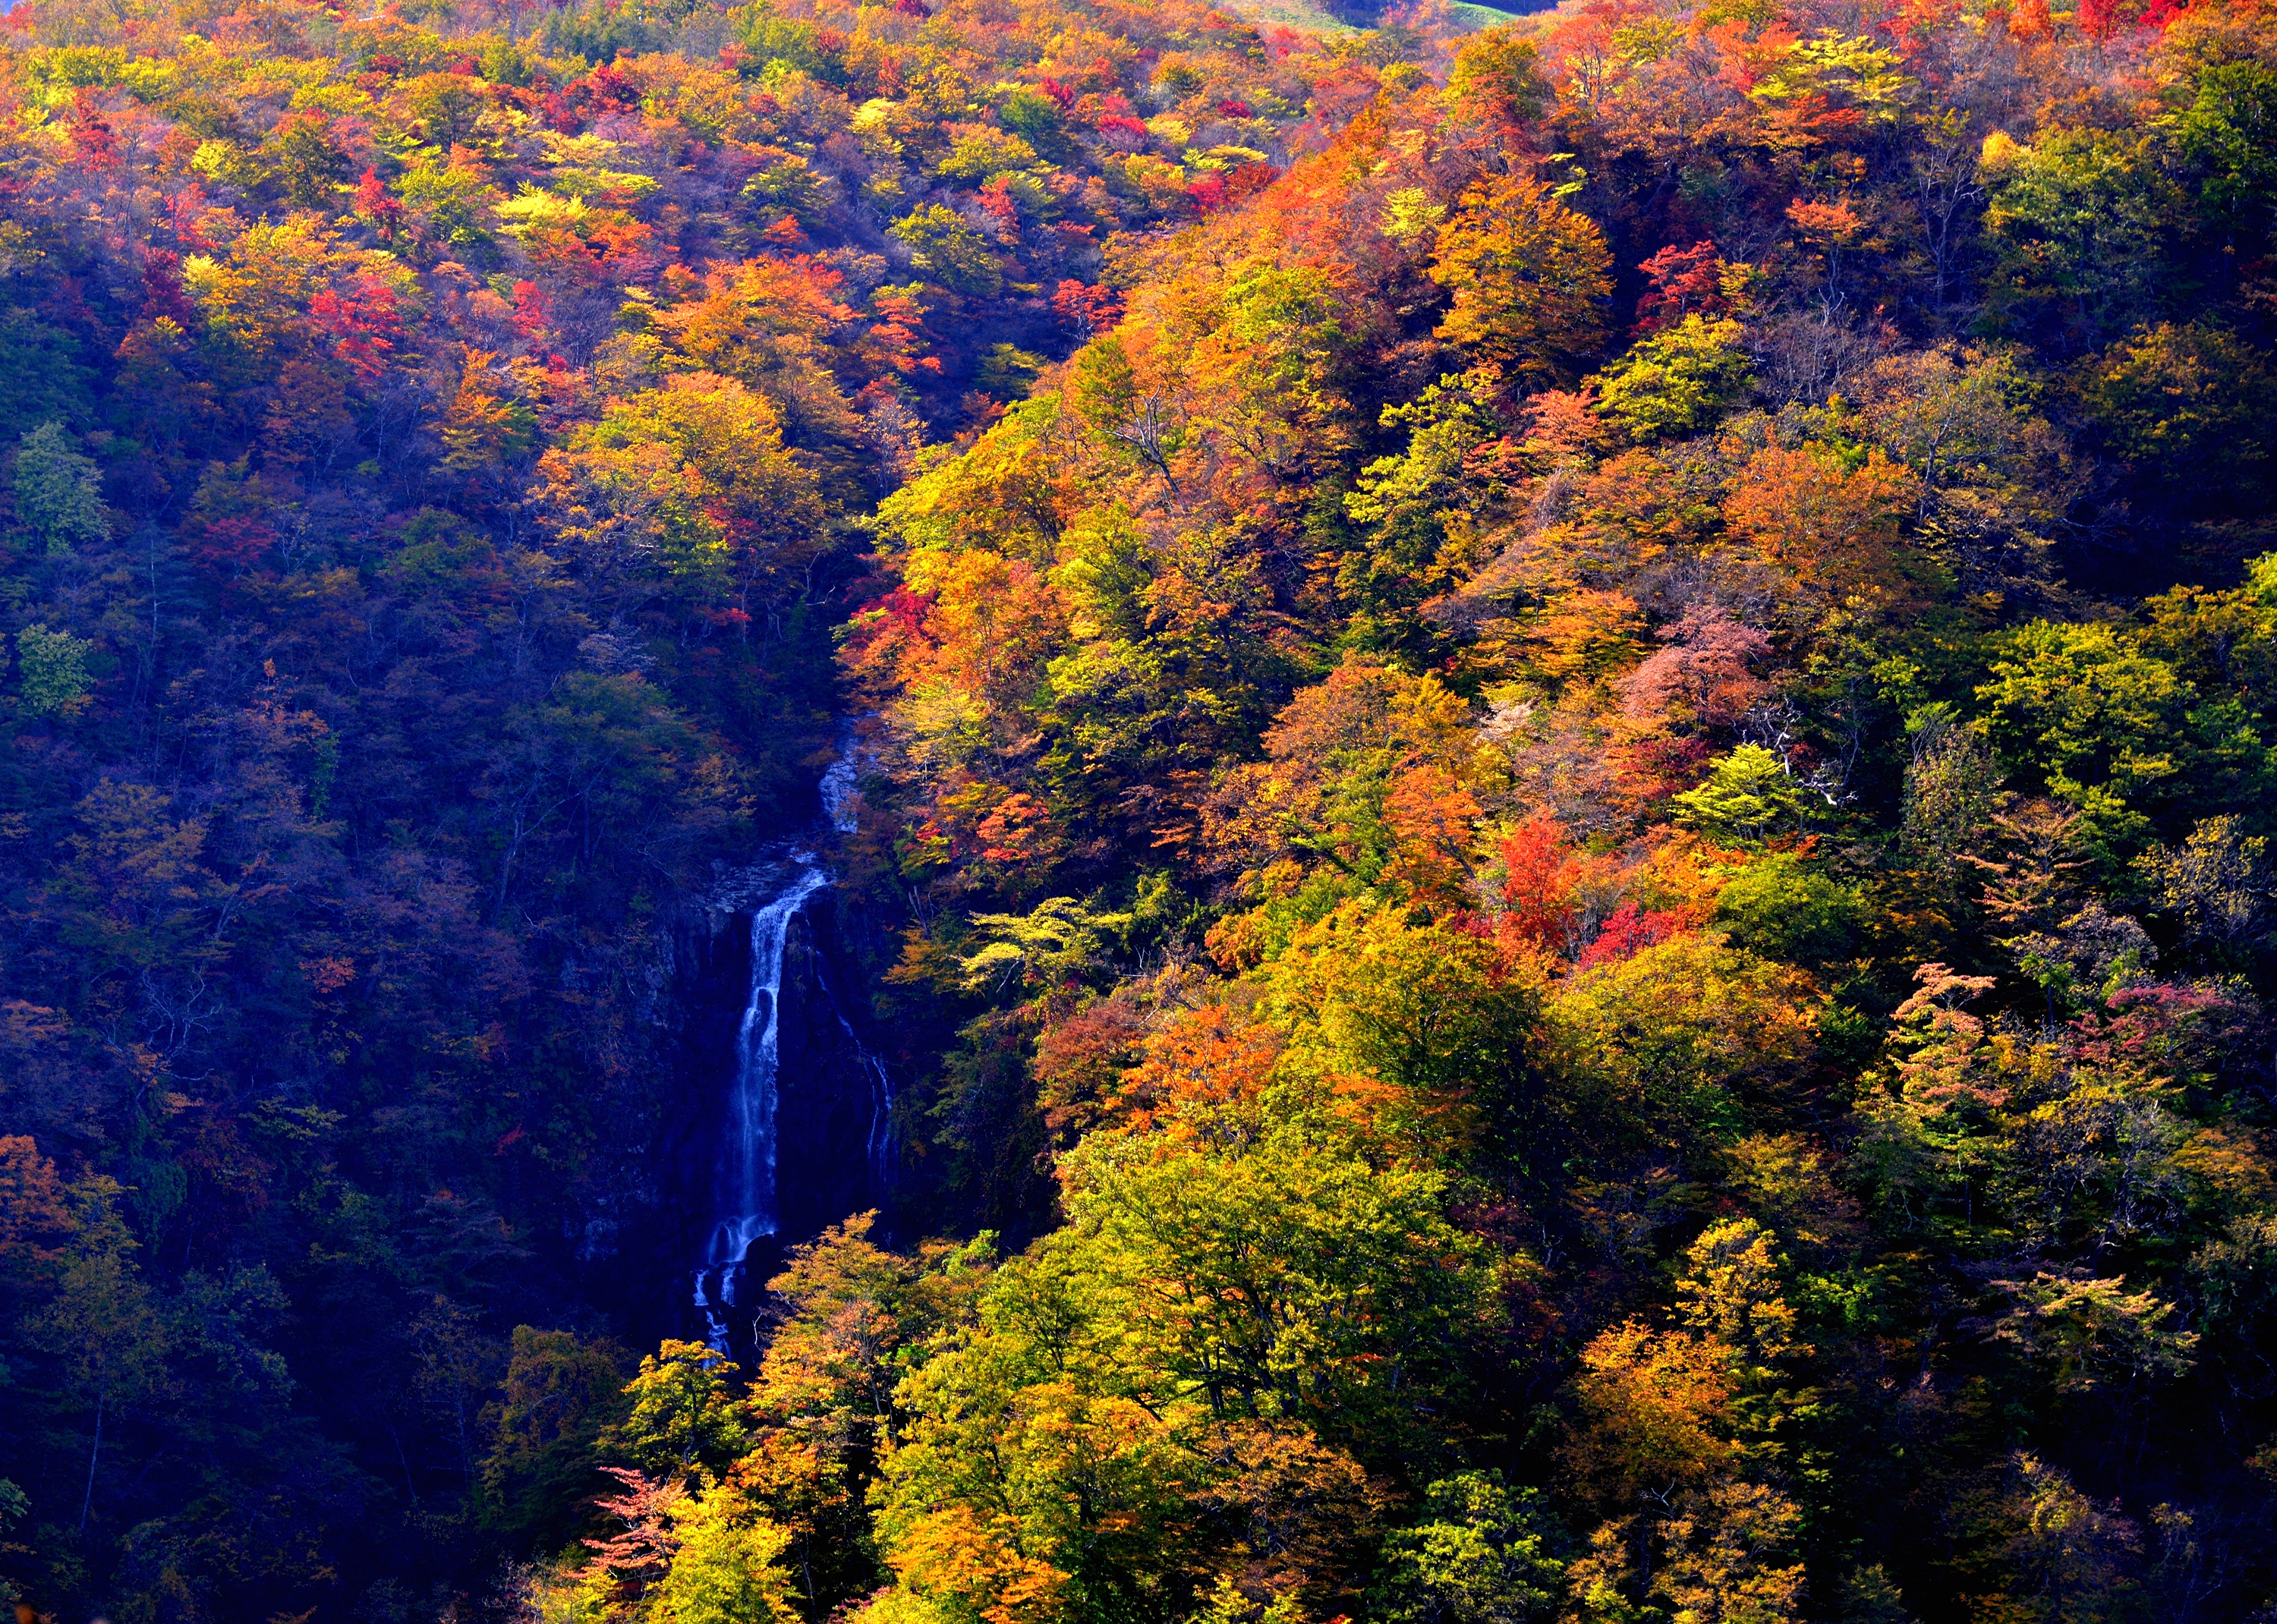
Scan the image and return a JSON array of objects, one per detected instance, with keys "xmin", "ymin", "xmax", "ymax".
[
  {"xmin": 1258, "ymin": 902, "xmax": 1540, "ymax": 1155},
  {"xmin": 744, "ymin": 1217, "xmax": 991, "ymax": 1616},
  {"xmin": 546, "ymin": 373, "xmax": 830, "ymax": 633},
  {"xmin": 1901, "ymin": 707, "xmax": 2004, "ymax": 895},
  {"xmin": 977, "ymin": 342, "xmax": 1047, "ymax": 401},
  {"xmin": 890, "ymin": 206, "xmax": 1004, "ymax": 298},
  {"xmin": 1547, "ymin": 936, "xmax": 1822, "ymax": 1166},
  {"xmin": 481, "ymin": 1327, "xmax": 633, "ymax": 1547},
  {"xmin": 1711, "ymin": 853, "xmax": 1866, "ymax": 965},
  {"xmin": 1069, "ymin": 335, "xmax": 1184, "ymax": 489},
  {"xmin": 0, "ymin": 1477, "xmax": 28, "ymax": 1609},
  {"xmin": 2080, "ymin": 323, "xmax": 2275, "ymax": 505},
  {"xmin": 1746, "ymin": 31, "xmax": 1910, "ymax": 124},
  {"xmin": 408, "ymin": 71, "xmax": 487, "ymax": 146},
  {"xmin": 2174, "ymin": 58, "xmax": 2277, "ymax": 234},
  {"xmin": 1368, "ymin": 1472, "xmax": 1567, "ymax": 1624},
  {"xmin": 2134, "ymin": 814, "xmax": 2271, "ymax": 952},
  {"xmin": 1050, "ymin": 1108, "xmax": 1491, "ymax": 1449},
  {"xmin": 1982, "ymin": 128, "xmax": 2190, "ymax": 351},
  {"xmin": 1976, "ymin": 621, "xmax": 2191, "ymax": 842},
  {"xmin": 1447, "ymin": 27, "xmax": 1548, "ymax": 121},
  {"xmin": 16, "ymin": 624, "xmax": 93, "ymax": 717},
  {"xmin": 10, "ymin": 423, "xmax": 108, "ymax": 553},
  {"xmin": 1340, "ymin": 369, "xmax": 1503, "ymax": 657},
  {"xmin": 1593, "ymin": 316, "xmax": 1751, "ymax": 441},
  {"xmin": 0, "ymin": 309, "xmax": 95, "ymax": 436},
  {"xmin": 871, "ymin": 1263, "xmax": 1196, "ymax": 1619},
  {"xmin": 997, "ymin": 85, "xmax": 1070, "ymax": 157},
  {"xmin": 1671, "ymin": 745, "xmax": 1811, "ymax": 845},
  {"xmin": 266, "ymin": 111, "xmax": 350, "ymax": 209},
  {"xmin": 649, "ymin": 1488, "xmax": 802, "ymax": 1624},
  {"xmin": 606, "ymin": 1341, "xmax": 751, "ymax": 1487}
]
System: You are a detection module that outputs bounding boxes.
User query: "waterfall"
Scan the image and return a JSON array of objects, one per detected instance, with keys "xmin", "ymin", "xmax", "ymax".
[
  {"xmin": 694, "ymin": 858, "xmax": 827, "ymax": 1351},
  {"xmin": 689, "ymin": 734, "xmax": 887, "ymax": 1353}
]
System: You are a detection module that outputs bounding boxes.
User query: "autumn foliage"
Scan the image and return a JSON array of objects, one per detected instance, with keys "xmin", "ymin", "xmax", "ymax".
[{"xmin": 5, "ymin": 0, "xmax": 2277, "ymax": 1618}]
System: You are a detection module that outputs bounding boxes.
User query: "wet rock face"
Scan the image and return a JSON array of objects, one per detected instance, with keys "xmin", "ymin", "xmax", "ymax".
[
  {"xmin": 769, "ymin": 886, "xmax": 894, "ymax": 1242},
  {"xmin": 576, "ymin": 899, "xmax": 754, "ymax": 1344}
]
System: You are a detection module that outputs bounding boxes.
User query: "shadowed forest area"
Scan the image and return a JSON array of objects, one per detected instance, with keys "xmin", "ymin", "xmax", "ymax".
[{"xmin": 2, "ymin": 0, "xmax": 2277, "ymax": 1617}]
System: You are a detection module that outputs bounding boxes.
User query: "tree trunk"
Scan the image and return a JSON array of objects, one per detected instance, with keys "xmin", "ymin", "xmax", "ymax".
[{"xmin": 78, "ymin": 1388, "xmax": 104, "ymax": 1534}]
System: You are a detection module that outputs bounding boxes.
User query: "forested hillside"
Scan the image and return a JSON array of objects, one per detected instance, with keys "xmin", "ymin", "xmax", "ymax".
[{"xmin": 2, "ymin": 0, "xmax": 2277, "ymax": 1617}]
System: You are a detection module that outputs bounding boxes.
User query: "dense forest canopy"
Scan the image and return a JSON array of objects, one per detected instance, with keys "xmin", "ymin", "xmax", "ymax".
[{"xmin": 3, "ymin": 0, "xmax": 2277, "ymax": 1616}]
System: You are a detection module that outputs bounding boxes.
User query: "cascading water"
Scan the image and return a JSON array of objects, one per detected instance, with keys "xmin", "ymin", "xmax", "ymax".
[
  {"xmin": 820, "ymin": 746, "xmax": 861, "ymax": 835},
  {"xmin": 694, "ymin": 858, "xmax": 827, "ymax": 1350},
  {"xmin": 691, "ymin": 735, "xmax": 890, "ymax": 1353}
]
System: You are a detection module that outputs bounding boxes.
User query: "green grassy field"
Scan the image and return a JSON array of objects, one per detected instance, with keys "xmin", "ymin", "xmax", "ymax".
[
  {"xmin": 1233, "ymin": 0, "xmax": 1359, "ymax": 32},
  {"xmin": 1448, "ymin": 0, "xmax": 1541, "ymax": 21},
  {"xmin": 1227, "ymin": 0, "xmax": 1552, "ymax": 34}
]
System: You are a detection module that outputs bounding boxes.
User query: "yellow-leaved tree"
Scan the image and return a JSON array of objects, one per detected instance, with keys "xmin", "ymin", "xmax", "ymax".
[{"xmin": 1430, "ymin": 171, "xmax": 1613, "ymax": 389}]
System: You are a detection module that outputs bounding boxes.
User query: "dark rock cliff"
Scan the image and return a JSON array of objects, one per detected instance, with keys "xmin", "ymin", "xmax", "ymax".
[{"xmin": 768, "ymin": 882, "xmax": 896, "ymax": 1243}]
